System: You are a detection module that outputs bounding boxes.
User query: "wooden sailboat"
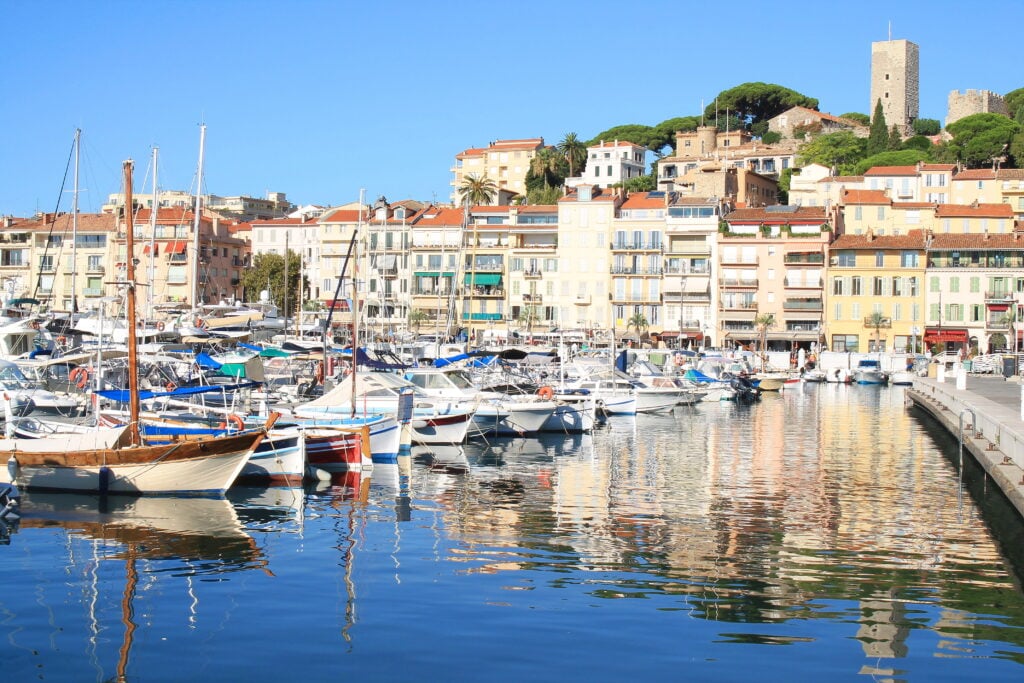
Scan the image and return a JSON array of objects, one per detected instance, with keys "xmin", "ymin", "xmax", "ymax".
[{"xmin": 0, "ymin": 160, "xmax": 276, "ymax": 495}]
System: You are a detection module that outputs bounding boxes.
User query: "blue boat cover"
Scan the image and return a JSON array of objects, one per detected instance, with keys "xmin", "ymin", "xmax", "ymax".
[{"xmin": 96, "ymin": 381, "xmax": 258, "ymax": 402}]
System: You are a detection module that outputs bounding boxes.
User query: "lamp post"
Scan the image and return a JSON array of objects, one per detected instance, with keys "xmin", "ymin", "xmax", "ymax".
[
  {"xmin": 1007, "ymin": 293, "xmax": 1017, "ymax": 355},
  {"xmin": 911, "ymin": 326, "xmax": 919, "ymax": 355}
]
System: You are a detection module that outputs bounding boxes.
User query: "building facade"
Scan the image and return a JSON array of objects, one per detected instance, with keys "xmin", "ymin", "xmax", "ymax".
[{"xmin": 869, "ymin": 38, "xmax": 920, "ymax": 135}]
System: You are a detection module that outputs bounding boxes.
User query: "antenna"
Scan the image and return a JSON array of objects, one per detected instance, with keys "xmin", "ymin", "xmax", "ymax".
[{"xmin": 888, "ymin": 21, "xmax": 891, "ymax": 42}]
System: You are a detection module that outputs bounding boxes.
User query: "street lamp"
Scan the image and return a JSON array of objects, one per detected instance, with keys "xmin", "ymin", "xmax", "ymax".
[
  {"xmin": 1006, "ymin": 293, "xmax": 1017, "ymax": 354},
  {"xmin": 910, "ymin": 326, "xmax": 919, "ymax": 355}
]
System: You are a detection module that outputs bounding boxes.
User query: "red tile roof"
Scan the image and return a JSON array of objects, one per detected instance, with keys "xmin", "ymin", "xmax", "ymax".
[
  {"xmin": 929, "ymin": 233, "xmax": 1024, "ymax": 249},
  {"xmin": 13, "ymin": 212, "xmax": 117, "ymax": 231},
  {"xmin": 413, "ymin": 207, "xmax": 466, "ymax": 226},
  {"xmin": 935, "ymin": 203, "xmax": 1015, "ymax": 218},
  {"xmin": 724, "ymin": 206, "xmax": 828, "ymax": 223},
  {"xmin": 842, "ymin": 189, "xmax": 890, "ymax": 205},
  {"xmin": 319, "ymin": 208, "xmax": 369, "ymax": 223},
  {"xmin": 830, "ymin": 229, "xmax": 927, "ymax": 249},
  {"xmin": 620, "ymin": 192, "xmax": 665, "ymax": 209},
  {"xmin": 919, "ymin": 163, "xmax": 956, "ymax": 171},
  {"xmin": 952, "ymin": 169, "xmax": 996, "ymax": 180}
]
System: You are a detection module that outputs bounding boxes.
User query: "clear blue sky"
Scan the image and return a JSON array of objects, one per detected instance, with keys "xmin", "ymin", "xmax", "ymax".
[{"xmin": 2, "ymin": 1, "xmax": 1022, "ymax": 217}]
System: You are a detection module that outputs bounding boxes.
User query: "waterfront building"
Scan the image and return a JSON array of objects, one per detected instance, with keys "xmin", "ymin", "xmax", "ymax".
[
  {"xmin": 826, "ymin": 230, "xmax": 926, "ymax": 353},
  {"xmin": 317, "ymin": 203, "xmax": 368, "ymax": 325},
  {"xmin": 503, "ymin": 205, "xmax": 557, "ymax": 337},
  {"xmin": 104, "ymin": 190, "xmax": 294, "ymax": 221},
  {"xmin": 363, "ymin": 199, "xmax": 421, "ymax": 336},
  {"xmin": 662, "ymin": 195, "xmax": 720, "ymax": 347},
  {"xmin": 788, "ymin": 166, "xmax": 864, "ymax": 209},
  {"xmin": 924, "ymin": 202, "xmax": 1020, "ymax": 353},
  {"xmin": 870, "ymin": 38, "xmax": 920, "ymax": 135},
  {"xmin": 408, "ymin": 206, "xmax": 464, "ymax": 337},
  {"xmin": 719, "ymin": 205, "xmax": 831, "ymax": 350},
  {"xmin": 557, "ymin": 185, "xmax": 621, "ymax": 334},
  {"xmin": 450, "ymin": 138, "xmax": 546, "ymax": 205},
  {"xmin": 581, "ymin": 140, "xmax": 648, "ymax": 188},
  {"xmin": 609, "ymin": 192, "xmax": 665, "ymax": 339},
  {"xmin": 250, "ymin": 214, "xmax": 321, "ymax": 304},
  {"xmin": 463, "ymin": 204, "xmax": 512, "ymax": 340}
]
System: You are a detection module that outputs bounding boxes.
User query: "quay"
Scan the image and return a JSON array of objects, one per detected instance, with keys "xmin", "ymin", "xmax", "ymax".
[{"xmin": 907, "ymin": 373, "xmax": 1024, "ymax": 519}]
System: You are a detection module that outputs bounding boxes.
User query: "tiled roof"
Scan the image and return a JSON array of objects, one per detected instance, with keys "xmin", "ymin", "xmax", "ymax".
[
  {"xmin": 620, "ymin": 192, "xmax": 665, "ymax": 209},
  {"xmin": 319, "ymin": 208, "xmax": 369, "ymax": 223},
  {"xmin": 996, "ymin": 169, "xmax": 1024, "ymax": 180},
  {"xmin": 929, "ymin": 233, "xmax": 1024, "ymax": 249},
  {"xmin": 952, "ymin": 169, "xmax": 996, "ymax": 180},
  {"xmin": 250, "ymin": 216, "xmax": 318, "ymax": 227},
  {"xmin": 724, "ymin": 206, "xmax": 827, "ymax": 223},
  {"xmin": 12, "ymin": 212, "xmax": 117, "ymax": 231},
  {"xmin": 842, "ymin": 189, "xmax": 890, "ymax": 205},
  {"xmin": 919, "ymin": 163, "xmax": 956, "ymax": 171},
  {"xmin": 863, "ymin": 165, "xmax": 918, "ymax": 176},
  {"xmin": 831, "ymin": 229, "xmax": 927, "ymax": 249},
  {"xmin": 821, "ymin": 175, "xmax": 864, "ymax": 183},
  {"xmin": 413, "ymin": 207, "xmax": 465, "ymax": 226},
  {"xmin": 935, "ymin": 203, "xmax": 1015, "ymax": 218},
  {"xmin": 517, "ymin": 205, "xmax": 558, "ymax": 213}
]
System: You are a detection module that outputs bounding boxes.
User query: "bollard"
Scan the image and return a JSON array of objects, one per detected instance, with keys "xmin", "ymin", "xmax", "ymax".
[
  {"xmin": 1020, "ymin": 383, "xmax": 1023, "ymax": 422},
  {"xmin": 956, "ymin": 362, "xmax": 967, "ymax": 390},
  {"xmin": 937, "ymin": 364, "xmax": 946, "ymax": 383}
]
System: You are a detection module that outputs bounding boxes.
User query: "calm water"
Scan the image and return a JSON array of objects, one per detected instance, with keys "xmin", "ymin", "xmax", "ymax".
[{"xmin": 3, "ymin": 384, "xmax": 1024, "ymax": 682}]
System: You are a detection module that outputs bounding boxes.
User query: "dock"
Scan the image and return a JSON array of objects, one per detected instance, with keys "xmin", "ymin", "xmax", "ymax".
[{"xmin": 907, "ymin": 373, "xmax": 1024, "ymax": 519}]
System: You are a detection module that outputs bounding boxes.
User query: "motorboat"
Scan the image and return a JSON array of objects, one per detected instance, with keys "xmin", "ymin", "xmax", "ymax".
[{"xmin": 853, "ymin": 359, "xmax": 889, "ymax": 385}]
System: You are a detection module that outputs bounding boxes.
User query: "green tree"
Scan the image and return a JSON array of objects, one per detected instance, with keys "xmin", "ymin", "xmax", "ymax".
[
  {"xmin": 797, "ymin": 130, "xmax": 868, "ymax": 172},
  {"xmin": 853, "ymin": 149, "xmax": 930, "ymax": 175},
  {"xmin": 458, "ymin": 173, "xmax": 497, "ymax": 206},
  {"xmin": 867, "ymin": 100, "xmax": 889, "ymax": 156},
  {"xmin": 912, "ymin": 118, "xmax": 941, "ymax": 136},
  {"xmin": 777, "ymin": 167, "xmax": 793, "ymax": 204},
  {"xmin": 525, "ymin": 148, "xmax": 567, "ymax": 193},
  {"xmin": 586, "ymin": 124, "xmax": 665, "ymax": 152},
  {"xmin": 840, "ymin": 112, "xmax": 870, "ymax": 126},
  {"xmin": 902, "ymin": 135, "xmax": 934, "ymax": 152},
  {"xmin": 240, "ymin": 251, "xmax": 305, "ymax": 317},
  {"xmin": 761, "ymin": 131, "xmax": 782, "ymax": 144},
  {"xmin": 888, "ymin": 124, "xmax": 903, "ymax": 150},
  {"xmin": 557, "ymin": 132, "xmax": 587, "ymax": 178},
  {"xmin": 945, "ymin": 113, "xmax": 1021, "ymax": 168},
  {"xmin": 1010, "ymin": 130, "xmax": 1024, "ymax": 169},
  {"xmin": 704, "ymin": 83, "xmax": 818, "ymax": 129},
  {"xmin": 754, "ymin": 313, "xmax": 776, "ymax": 370},
  {"xmin": 408, "ymin": 308, "xmax": 429, "ymax": 334},
  {"xmin": 626, "ymin": 312, "xmax": 649, "ymax": 338},
  {"xmin": 654, "ymin": 116, "xmax": 702, "ymax": 153},
  {"xmin": 865, "ymin": 311, "xmax": 888, "ymax": 351},
  {"xmin": 1004, "ymin": 88, "xmax": 1024, "ymax": 120},
  {"xmin": 525, "ymin": 185, "xmax": 563, "ymax": 205},
  {"xmin": 620, "ymin": 175, "xmax": 657, "ymax": 192}
]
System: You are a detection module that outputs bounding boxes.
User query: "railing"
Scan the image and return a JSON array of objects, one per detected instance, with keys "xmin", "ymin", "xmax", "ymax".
[
  {"xmin": 466, "ymin": 263, "xmax": 503, "ymax": 272},
  {"xmin": 468, "ymin": 287, "xmax": 504, "ymax": 297},
  {"xmin": 610, "ymin": 267, "xmax": 663, "ymax": 275},
  {"xmin": 986, "ymin": 321, "xmax": 1011, "ymax": 330},
  {"xmin": 39, "ymin": 263, "xmax": 55, "ymax": 272},
  {"xmin": 719, "ymin": 278, "xmax": 759, "ymax": 287},
  {"xmin": 82, "ymin": 288, "xmax": 103, "ymax": 296},
  {"xmin": 783, "ymin": 254, "xmax": 825, "ymax": 265},
  {"xmin": 664, "ymin": 266, "xmax": 710, "ymax": 275},
  {"xmin": 784, "ymin": 299, "xmax": 823, "ymax": 310},
  {"xmin": 611, "ymin": 241, "xmax": 661, "ymax": 250},
  {"xmin": 523, "ymin": 270, "xmax": 543, "ymax": 279},
  {"xmin": 985, "ymin": 291, "xmax": 1014, "ymax": 300},
  {"xmin": 523, "ymin": 293, "xmax": 543, "ymax": 303},
  {"xmin": 86, "ymin": 265, "xmax": 105, "ymax": 274},
  {"xmin": 719, "ymin": 258, "xmax": 759, "ymax": 266},
  {"xmin": 720, "ymin": 301, "xmax": 758, "ymax": 310}
]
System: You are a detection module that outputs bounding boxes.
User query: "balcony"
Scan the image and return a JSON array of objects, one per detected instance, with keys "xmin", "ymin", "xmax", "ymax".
[
  {"xmin": 783, "ymin": 298, "xmax": 823, "ymax": 311},
  {"xmin": 986, "ymin": 320, "xmax": 1010, "ymax": 330},
  {"xmin": 86, "ymin": 264, "xmax": 105, "ymax": 274},
  {"xmin": 39, "ymin": 263, "xmax": 55, "ymax": 272},
  {"xmin": 719, "ymin": 278, "xmax": 759, "ymax": 288},
  {"xmin": 523, "ymin": 270, "xmax": 543, "ymax": 279},
  {"xmin": 611, "ymin": 241, "xmax": 662, "ymax": 251},
  {"xmin": 862, "ymin": 316, "xmax": 892, "ymax": 328},
  {"xmin": 610, "ymin": 266, "xmax": 663, "ymax": 276},
  {"xmin": 720, "ymin": 257, "xmax": 758, "ymax": 267},
  {"xmin": 574, "ymin": 295, "xmax": 591, "ymax": 306},
  {"xmin": 467, "ymin": 287, "xmax": 504, "ymax": 297},
  {"xmin": 83, "ymin": 287, "xmax": 103, "ymax": 297},
  {"xmin": 720, "ymin": 301, "xmax": 758, "ymax": 311},
  {"xmin": 985, "ymin": 291, "xmax": 1015, "ymax": 301},
  {"xmin": 783, "ymin": 253, "xmax": 825, "ymax": 265},
  {"xmin": 664, "ymin": 266, "xmax": 710, "ymax": 275},
  {"xmin": 783, "ymin": 278, "xmax": 822, "ymax": 289},
  {"xmin": 379, "ymin": 267, "xmax": 399, "ymax": 278},
  {"xmin": 522, "ymin": 293, "xmax": 543, "ymax": 303}
]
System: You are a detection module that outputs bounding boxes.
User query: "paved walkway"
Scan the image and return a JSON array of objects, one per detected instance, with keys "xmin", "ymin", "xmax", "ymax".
[{"xmin": 908, "ymin": 373, "xmax": 1024, "ymax": 519}]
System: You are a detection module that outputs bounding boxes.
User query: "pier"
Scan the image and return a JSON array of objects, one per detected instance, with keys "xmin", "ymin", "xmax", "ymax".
[{"xmin": 907, "ymin": 373, "xmax": 1024, "ymax": 519}]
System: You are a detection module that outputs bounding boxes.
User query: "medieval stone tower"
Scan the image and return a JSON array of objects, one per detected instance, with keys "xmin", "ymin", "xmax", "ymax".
[{"xmin": 870, "ymin": 38, "xmax": 919, "ymax": 135}]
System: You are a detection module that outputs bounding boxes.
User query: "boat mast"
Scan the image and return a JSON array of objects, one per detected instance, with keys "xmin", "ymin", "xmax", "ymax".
[
  {"xmin": 283, "ymin": 231, "xmax": 289, "ymax": 326},
  {"xmin": 190, "ymin": 124, "xmax": 206, "ymax": 315},
  {"xmin": 123, "ymin": 160, "xmax": 141, "ymax": 447},
  {"xmin": 71, "ymin": 128, "xmax": 80, "ymax": 314},
  {"xmin": 148, "ymin": 146, "xmax": 159, "ymax": 322}
]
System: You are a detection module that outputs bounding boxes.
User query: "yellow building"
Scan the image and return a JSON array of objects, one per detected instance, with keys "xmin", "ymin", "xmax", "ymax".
[
  {"xmin": 826, "ymin": 230, "xmax": 927, "ymax": 353},
  {"xmin": 450, "ymin": 138, "xmax": 546, "ymax": 205}
]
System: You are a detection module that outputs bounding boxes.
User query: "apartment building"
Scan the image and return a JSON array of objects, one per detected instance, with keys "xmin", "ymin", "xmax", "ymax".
[
  {"xmin": 450, "ymin": 138, "xmax": 547, "ymax": 205},
  {"xmin": 317, "ymin": 203, "xmax": 368, "ymax": 325},
  {"xmin": 719, "ymin": 206, "xmax": 831, "ymax": 350},
  {"xmin": 662, "ymin": 196, "xmax": 720, "ymax": 346},
  {"xmin": 249, "ymin": 215, "xmax": 321, "ymax": 306},
  {"xmin": 363, "ymin": 199, "xmax": 421, "ymax": 333},
  {"xmin": 408, "ymin": 206, "xmax": 464, "ymax": 336},
  {"xmin": 582, "ymin": 140, "xmax": 648, "ymax": 188},
  {"xmin": 557, "ymin": 185, "xmax": 621, "ymax": 332}
]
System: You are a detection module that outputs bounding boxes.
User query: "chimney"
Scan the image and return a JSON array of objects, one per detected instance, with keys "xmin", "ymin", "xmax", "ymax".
[{"xmin": 2, "ymin": 216, "xmax": 11, "ymax": 228}]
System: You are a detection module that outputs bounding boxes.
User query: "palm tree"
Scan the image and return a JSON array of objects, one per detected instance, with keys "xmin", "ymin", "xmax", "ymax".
[
  {"xmin": 558, "ymin": 132, "xmax": 587, "ymax": 178},
  {"xmin": 754, "ymin": 313, "xmax": 776, "ymax": 371},
  {"xmin": 626, "ymin": 312, "xmax": 649, "ymax": 338},
  {"xmin": 408, "ymin": 308, "xmax": 429, "ymax": 335},
  {"xmin": 865, "ymin": 311, "xmax": 888, "ymax": 352},
  {"xmin": 458, "ymin": 173, "xmax": 497, "ymax": 207}
]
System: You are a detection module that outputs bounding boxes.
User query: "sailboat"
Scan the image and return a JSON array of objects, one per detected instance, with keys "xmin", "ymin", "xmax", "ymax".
[{"xmin": 0, "ymin": 160, "xmax": 276, "ymax": 495}]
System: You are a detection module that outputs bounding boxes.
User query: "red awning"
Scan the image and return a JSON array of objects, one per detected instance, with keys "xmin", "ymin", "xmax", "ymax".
[
  {"xmin": 143, "ymin": 243, "xmax": 157, "ymax": 256},
  {"xmin": 988, "ymin": 303, "xmax": 1009, "ymax": 311},
  {"xmin": 165, "ymin": 240, "xmax": 187, "ymax": 254},
  {"xmin": 923, "ymin": 328, "xmax": 968, "ymax": 343}
]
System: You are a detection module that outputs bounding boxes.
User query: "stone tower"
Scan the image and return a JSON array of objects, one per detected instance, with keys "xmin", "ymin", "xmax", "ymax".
[{"xmin": 870, "ymin": 39, "xmax": 919, "ymax": 135}]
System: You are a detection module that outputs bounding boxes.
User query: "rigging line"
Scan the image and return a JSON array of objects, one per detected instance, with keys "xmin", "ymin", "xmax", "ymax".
[{"xmin": 32, "ymin": 135, "xmax": 77, "ymax": 300}]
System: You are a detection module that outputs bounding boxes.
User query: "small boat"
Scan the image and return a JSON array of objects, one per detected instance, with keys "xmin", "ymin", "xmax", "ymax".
[
  {"xmin": 853, "ymin": 359, "xmax": 889, "ymax": 385},
  {"xmin": 801, "ymin": 368, "xmax": 827, "ymax": 383}
]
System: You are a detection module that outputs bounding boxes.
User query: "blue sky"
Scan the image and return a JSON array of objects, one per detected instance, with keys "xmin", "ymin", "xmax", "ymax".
[{"xmin": 2, "ymin": 1, "xmax": 1022, "ymax": 217}]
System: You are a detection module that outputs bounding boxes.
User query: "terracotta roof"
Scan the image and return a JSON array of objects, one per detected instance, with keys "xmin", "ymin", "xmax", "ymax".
[
  {"xmin": 821, "ymin": 175, "xmax": 864, "ymax": 183},
  {"xmin": 134, "ymin": 207, "xmax": 201, "ymax": 222},
  {"xmin": 456, "ymin": 147, "xmax": 488, "ymax": 158},
  {"xmin": 516, "ymin": 205, "xmax": 558, "ymax": 213},
  {"xmin": 319, "ymin": 208, "xmax": 369, "ymax": 223},
  {"xmin": 935, "ymin": 203, "xmax": 1015, "ymax": 218},
  {"xmin": 952, "ymin": 169, "xmax": 996, "ymax": 180},
  {"xmin": 929, "ymin": 233, "xmax": 1024, "ymax": 249},
  {"xmin": 413, "ymin": 207, "xmax": 465, "ymax": 226},
  {"xmin": 996, "ymin": 169, "xmax": 1024, "ymax": 180},
  {"xmin": 724, "ymin": 206, "xmax": 828, "ymax": 223},
  {"xmin": 228, "ymin": 222, "xmax": 252, "ymax": 234},
  {"xmin": 12, "ymin": 212, "xmax": 117, "ymax": 231},
  {"xmin": 863, "ymin": 165, "xmax": 918, "ymax": 176},
  {"xmin": 470, "ymin": 206, "xmax": 510, "ymax": 214},
  {"xmin": 620, "ymin": 192, "xmax": 665, "ymax": 209},
  {"xmin": 830, "ymin": 229, "xmax": 927, "ymax": 249},
  {"xmin": 919, "ymin": 163, "xmax": 956, "ymax": 171},
  {"xmin": 842, "ymin": 189, "xmax": 890, "ymax": 205},
  {"xmin": 250, "ymin": 216, "xmax": 319, "ymax": 227},
  {"xmin": 893, "ymin": 202, "xmax": 937, "ymax": 209},
  {"xmin": 667, "ymin": 196, "xmax": 720, "ymax": 206}
]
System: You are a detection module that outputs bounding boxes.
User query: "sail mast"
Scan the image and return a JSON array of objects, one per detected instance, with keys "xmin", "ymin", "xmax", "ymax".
[
  {"xmin": 71, "ymin": 128, "xmax": 80, "ymax": 314},
  {"xmin": 123, "ymin": 160, "xmax": 141, "ymax": 446},
  {"xmin": 148, "ymin": 146, "xmax": 159, "ymax": 322},
  {"xmin": 190, "ymin": 124, "xmax": 206, "ymax": 314}
]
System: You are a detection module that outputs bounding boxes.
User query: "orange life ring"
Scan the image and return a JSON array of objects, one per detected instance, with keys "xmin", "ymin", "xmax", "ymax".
[
  {"xmin": 57, "ymin": 335, "xmax": 67, "ymax": 344},
  {"xmin": 536, "ymin": 385, "xmax": 555, "ymax": 400},
  {"xmin": 194, "ymin": 317, "xmax": 206, "ymax": 329},
  {"xmin": 70, "ymin": 367, "xmax": 90, "ymax": 389},
  {"xmin": 221, "ymin": 414, "xmax": 245, "ymax": 431},
  {"xmin": 165, "ymin": 382, "xmax": 177, "ymax": 392},
  {"xmin": 156, "ymin": 321, "xmax": 166, "ymax": 332},
  {"xmin": 30, "ymin": 320, "xmax": 41, "ymax": 330},
  {"xmin": 315, "ymin": 361, "xmax": 325, "ymax": 383}
]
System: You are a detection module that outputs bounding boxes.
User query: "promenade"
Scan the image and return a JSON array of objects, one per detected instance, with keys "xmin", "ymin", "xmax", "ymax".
[{"xmin": 908, "ymin": 373, "xmax": 1024, "ymax": 519}]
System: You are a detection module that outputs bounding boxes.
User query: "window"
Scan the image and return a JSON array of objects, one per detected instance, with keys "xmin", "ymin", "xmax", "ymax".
[
  {"xmin": 900, "ymin": 251, "xmax": 918, "ymax": 267},
  {"xmin": 832, "ymin": 277, "xmax": 844, "ymax": 295},
  {"xmin": 837, "ymin": 252, "xmax": 856, "ymax": 267},
  {"xmin": 929, "ymin": 276, "xmax": 939, "ymax": 292},
  {"xmin": 832, "ymin": 334, "xmax": 859, "ymax": 352},
  {"xmin": 875, "ymin": 251, "xmax": 884, "ymax": 267},
  {"xmin": 877, "ymin": 206, "xmax": 885, "ymax": 220},
  {"xmin": 872, "ymin": 277, "xmax": 884, "ymax": 296},
  {"xmin": 851, "ymin": 276, "xmax": 862, "ymax": 295},
  {"xmin": 87, "ymin": 255, "xmax": 103, "ymax": 271},
  {"xmin": 950, "ymin": 277, "xmax": 959, "ymax": 293}
]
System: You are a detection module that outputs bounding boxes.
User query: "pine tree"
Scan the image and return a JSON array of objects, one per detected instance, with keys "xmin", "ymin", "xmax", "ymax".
[
  {"xmin": 868, "ymin": 99, "xmax": 888, "ymax": 155},
  {"xmin": 888, "ymin": 124, "xmax": 903, "ymax": 150}
]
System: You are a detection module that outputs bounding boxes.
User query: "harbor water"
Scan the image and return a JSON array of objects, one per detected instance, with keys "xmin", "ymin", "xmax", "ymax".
[{"xmin": 2, "ymin": 383, "xmax": 1024, "ymax": 681}]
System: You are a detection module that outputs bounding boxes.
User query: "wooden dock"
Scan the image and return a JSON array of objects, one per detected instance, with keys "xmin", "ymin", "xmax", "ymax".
[{"xmin": 907, "ymin": 373, "xmax": 1024, "ymax": 519}]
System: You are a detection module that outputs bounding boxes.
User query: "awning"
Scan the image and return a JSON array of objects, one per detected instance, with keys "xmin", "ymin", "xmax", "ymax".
[
  {"xmin": 923, "ymin": 328, "xmax": 968, "ymax": 343},
  {"xmin": 465, "ymin": 273, "xmax": 502, "ymax": 286},
  {"xmin": 143, "ymin": 244, "xmax": 157, "ymax": 256},
  {"xmin": 414, "ymin": 272, "xmax": 455, "ymax": 278},
  {"xmin": 683, "ymin": 279, "xmax": 709, "ymax": 293},
  {"xmin": 165, "ymin": 240, "xmax": 187, "ymax": 254},
  {"xmin": 375, "ymin": 254, "xmax": 397, "ymax": 268},
  {"xmin": 988, "ymin": 303, "xmax": 1009, "ymax": 311}
]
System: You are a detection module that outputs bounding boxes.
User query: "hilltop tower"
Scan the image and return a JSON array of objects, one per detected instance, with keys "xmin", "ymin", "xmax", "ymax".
[{"xmin": 870, "ymin": 38, "xmax": 919, "ymax": 135}]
